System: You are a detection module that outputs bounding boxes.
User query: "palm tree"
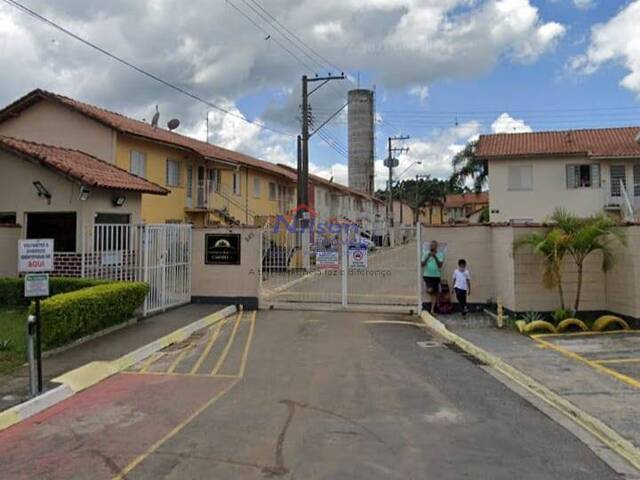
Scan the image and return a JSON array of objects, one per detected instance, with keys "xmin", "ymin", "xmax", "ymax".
[
  {"xmin": 514, "ymin": 227, "xmax": 571, "ymax": 310},
  {"xmin": 450, "ymin": 140, "xmax": 486, "ymax": 193},
  {"xmin": 550, "ymin": 210, "xmax": 627, "ymax": 312}
]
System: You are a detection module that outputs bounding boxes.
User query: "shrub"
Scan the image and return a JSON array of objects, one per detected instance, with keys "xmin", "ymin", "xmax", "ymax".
[
  {"xmin": 0, "ymin": 277, "xmax": 107, "ymax": 307},
  {"xmin": 552, "ymin": 308, "xmax": 572, "ymax": 325},
  {"xmin": 29, "ymin": 282, "xmax": 149, "ymax": 349}
]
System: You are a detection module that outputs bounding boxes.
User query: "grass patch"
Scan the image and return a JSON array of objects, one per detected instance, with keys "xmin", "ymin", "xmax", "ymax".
[{"xmin": 0, "ymin": 307, "xmax": 28, "ymax": 376}]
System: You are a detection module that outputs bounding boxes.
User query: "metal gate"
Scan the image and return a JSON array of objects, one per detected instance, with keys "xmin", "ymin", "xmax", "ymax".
[
  {"xmin": 260, "ymin": 221, "xmax": 421, "ymax": 311},
  {"xmin": 81, "ymin": 223, "xmax": 192, "ymax": 316}
]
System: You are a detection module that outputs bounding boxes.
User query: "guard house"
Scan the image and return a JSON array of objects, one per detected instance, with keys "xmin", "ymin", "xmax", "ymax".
[{"xmin": 0, "ymin": 135, "xmax": 168, "ymax": 277}]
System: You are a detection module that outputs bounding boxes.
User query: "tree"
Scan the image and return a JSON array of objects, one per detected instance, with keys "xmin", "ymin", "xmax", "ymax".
[
  {"xmin": 514, "ymin": 227, "xmax": 571, "ymax": 310},
  {"xmin": 450, "ymin": 140, "xmax": 487, "ymax": 193},
  {"xmin": 551, "ymin": 209, "xmax": 627, "ymax": 312}
]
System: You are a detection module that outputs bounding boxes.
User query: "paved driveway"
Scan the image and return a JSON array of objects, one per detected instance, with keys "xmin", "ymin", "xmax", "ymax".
[{"xmin": 0, "ymin": 310, "xmax": 620, "ymax": 479}]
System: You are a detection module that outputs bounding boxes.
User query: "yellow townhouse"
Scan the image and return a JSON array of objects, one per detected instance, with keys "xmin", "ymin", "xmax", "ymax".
[{"xmin": 0, "ymin": 89, "xmax": 297, "ymax": 227}]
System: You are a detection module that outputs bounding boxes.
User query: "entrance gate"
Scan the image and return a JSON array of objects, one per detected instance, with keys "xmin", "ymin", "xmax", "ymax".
[
  {"xmin": 81, "ymin": 224, "xmax": 192, "ymax": 316},
  {"xmin": 260, "ymin": 222, "xmax": 422, "ymax": 312}
]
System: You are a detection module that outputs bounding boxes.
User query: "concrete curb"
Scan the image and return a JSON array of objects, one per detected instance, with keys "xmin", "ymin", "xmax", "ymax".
[
  {"xmin": 0, "ymin": 305, "xmax": 238, "ymax": 433},
  {"xmin": 419, "ymin": 311, "xmax": 640, "ymax": 473}
]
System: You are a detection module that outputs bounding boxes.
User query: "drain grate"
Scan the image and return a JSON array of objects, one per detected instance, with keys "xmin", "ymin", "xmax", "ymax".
[{"xmin": 444, "ymin": 343, "xmax": 488, "ymax": 366}]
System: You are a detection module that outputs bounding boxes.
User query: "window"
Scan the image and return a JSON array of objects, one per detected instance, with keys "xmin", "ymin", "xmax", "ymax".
[
  {"xmin": 186, "ymin": 166, "xmax": 193, "ymax": 199},
  {"xmin": 27, "ymin": 212, "xmax": 76, "ymax": 252},
  {"xmin": 0, "ymin": 212, "xmax": 16, "ymax": 224},
  {"xmin": 165, "ymin": 159, "xmax": 181, "ymax": 187},
  {"xmin": 566, "ymin": 164, "xmax": 600, "ymax": 189},
  {"xmin": 610, "ymin": 165, "xmax": 627, "ymax": 197},
  {"xmin": 634, "ymin": 164, "xmax": 640, "ymax": 197},
  {"xmin": 253, "ymin": 176, "xmax": 261, "ymax": 198},
  {"xmin": 268, "ymin": 182, "xmax": 277, "ymax": 201},
  {"xmin": 95, "ymin": 213, "xmax": 130, "ymax": 224},
  {"xmin": 130, "ymin": 150, "xmax": 147, "ymax": 178},
  {"xmin": 233, "ymin": 173, "xmax": 241, "ymax": 195},
  {"xmin": 208, "ymin": 169, "xmax": 220, "ymax": 193},
  {"xmin": 325, "ymin": 191, "xmax": 330, "ymax": 206},
  {"xmin": 507, "ymin": 165, "xmax": 533, "ymax": 191}
]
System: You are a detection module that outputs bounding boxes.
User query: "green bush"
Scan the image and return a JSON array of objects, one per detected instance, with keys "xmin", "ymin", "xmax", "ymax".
[
  {"xmin": 0, "ymin": 277, "xmax": 107, "ymax": 307},
  {"xmin": 29, "ymin": 282, "xmax": 149, "ymax": 349}
]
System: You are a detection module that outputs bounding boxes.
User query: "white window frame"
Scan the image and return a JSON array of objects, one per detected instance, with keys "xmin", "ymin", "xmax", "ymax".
[
  {"xmin": 566, "ymin": 163, "xmax": 600, "ymax": 189},
  {"xmin": 253, "ymin": 176, "xmax": 261, "ymax": 198},
  {"xmin": 166, "ymin": 159, "xmax": 181, "ymax": 187},
  {"xmin": 130, "ymin": 150, "xmax": 147, "ymax": 178},
  {"xmin": 507, "ymin": 165, "xmax": 533, "ymax": 191}
]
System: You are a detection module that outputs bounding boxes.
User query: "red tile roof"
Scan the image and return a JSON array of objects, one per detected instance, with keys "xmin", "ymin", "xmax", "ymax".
[
  {"xmin": 0, "ymin": 89, "xmax": 297, "ymax": 182},
  {"xmin": 445, "ymin": 192, "xmax": 489, "ymax": 208},
  {"xmin": 0, "ymin": 135, "xmax": 168, "ymax": 195},
  {"xmin": 477, "ymin": 127, "xmax": 640, "ymax": 160}
]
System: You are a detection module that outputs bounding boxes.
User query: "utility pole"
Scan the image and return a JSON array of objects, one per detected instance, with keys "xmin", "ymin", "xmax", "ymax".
[
  {"xmin": 385, "ymin": 136, "xmax": 410, "ymax": 227},
  {"xmin": 297, "ymin": 73, "xmax": 346, "ymax": 220}
]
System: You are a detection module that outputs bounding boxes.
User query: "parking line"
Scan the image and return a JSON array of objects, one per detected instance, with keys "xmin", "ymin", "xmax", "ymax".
[
  {"xmin": 534, "ymin": 330, "xmax": 635, "ymax": 339},
  {"xmin": 532, "ymin": 335, "xmax": 640, "ymax": 390},
  {"xmin": 595, "ymin": 358, "xmax": 640, "ymax": 365},
  {"xmin": 190, "ymin": 321, "xmax": 224, "ymax": 374},
  {"xmin": 167, "ymin": 348, "xmax": 190, "ymax": 374},
  {"xmin": 112, "ymin": 378, "xmax": 240, "ymax": 480},
  {"xmin": 138, "ymin": 352, "xmax": 162, "ymax": 373},
  {"xmin": 237, "ymin": 311, "xmax": 257, "ymax": 378},
  {"xmin": 211, "ymin": 311, "xmax": 243, "ymax": 375}
]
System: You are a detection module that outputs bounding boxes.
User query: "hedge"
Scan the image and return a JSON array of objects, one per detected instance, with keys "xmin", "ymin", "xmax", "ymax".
[
  {"xmin": 0, "ymin": 277, "xmax": 107, "ymax": 307},
  {"xmin": 28, "ymin": 282, "xmax": 149, "ymax": 349}
]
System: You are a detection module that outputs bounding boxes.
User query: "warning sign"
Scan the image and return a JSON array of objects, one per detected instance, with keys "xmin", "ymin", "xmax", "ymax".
[
  {"xmin": 317, "ymin": 249, "xmax": 339, "ymax": 269},
  {"xmin": 348, "ymin": 245, "xmax": 368, "ymax": 270}
]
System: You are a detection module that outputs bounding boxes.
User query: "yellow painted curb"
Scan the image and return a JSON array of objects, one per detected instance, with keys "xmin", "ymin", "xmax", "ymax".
[
  {"xmin": 522, "ymin": 320, "xmax": 557, "ymax": 335},
  {"xmin": 419, "ymin": 311, "xmax": 640, "ymax": 473},
  {"xmin": 53, "ymin": 361, "xmax": 120, "ymax": 393},
  {"xmin": 0, "ymin": 408, "xmax": 21, "ymax": 431},
  {"xmin": 557, "ymin": 318, "xmax": 590, "ymax": 333}
]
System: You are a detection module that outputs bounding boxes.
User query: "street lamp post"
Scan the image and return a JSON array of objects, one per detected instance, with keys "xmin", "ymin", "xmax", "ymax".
[{"xmin": 414, "ymin": 173, "xmax": 429, "ymax": 224}]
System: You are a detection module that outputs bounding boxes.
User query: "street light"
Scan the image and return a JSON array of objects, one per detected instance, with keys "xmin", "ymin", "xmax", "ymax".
[{"xmin": 414, "ymin": 173, "xmax": 429, "ymax": 223}]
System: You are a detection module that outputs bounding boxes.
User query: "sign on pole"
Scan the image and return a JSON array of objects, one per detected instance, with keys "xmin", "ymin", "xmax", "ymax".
[
  {"xmin": 18, "ymin": 239, "xmax": 54, "ymax": 273},
  {"xmin": 348, "ymin": 245, "xmax": 368, "ymax": 270},
  {"xmin": 24, "ymin": 273, "xmax": 50, "ymax": 298},
  {"xmin": 317, "ymin": 249, "xmax": 339, "ymax": 269}
]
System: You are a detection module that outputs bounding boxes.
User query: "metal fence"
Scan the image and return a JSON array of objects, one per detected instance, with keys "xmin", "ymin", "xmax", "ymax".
[{"xmin": 82, "ymin": 224, "xmax": 192, "ymax": 316}]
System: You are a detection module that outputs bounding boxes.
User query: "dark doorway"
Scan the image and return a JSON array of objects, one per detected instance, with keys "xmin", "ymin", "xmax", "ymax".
[{"xmin": 26, "ymin": 212, "xmax": 77, "ymax": 252}]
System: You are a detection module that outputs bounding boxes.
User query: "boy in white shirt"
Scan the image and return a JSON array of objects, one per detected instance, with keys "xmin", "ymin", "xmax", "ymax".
[{"xmin": 452, "ymin": 259, "xmax": 471, "ymax": 316}]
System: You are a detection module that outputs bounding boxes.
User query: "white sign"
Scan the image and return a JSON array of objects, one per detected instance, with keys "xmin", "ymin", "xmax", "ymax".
[
  {"xmin": 24, "ymin": 273, "xmax": 50, "ymax": 298},
  {"xmin": 348, "ymin": 245, "xmax": 368, "ymax": 270},
  {"xmin": 18, "ymin": 239, "xmax": 54, "ymax": 273},
  {"xmin": 102, "ymin": 251, "xmax": 123, "ymax": 266},
  {"xmin": 317, "ymin": 250, "xmax": 339, "ymax": 269}
]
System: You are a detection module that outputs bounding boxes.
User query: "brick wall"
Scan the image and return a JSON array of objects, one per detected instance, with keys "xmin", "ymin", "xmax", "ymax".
[{"xmin": 53, "ymin": 253, "xmax": 83, "ymax": 278}]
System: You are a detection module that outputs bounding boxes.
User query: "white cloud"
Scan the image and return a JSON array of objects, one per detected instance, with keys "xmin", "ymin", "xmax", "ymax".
[
  {"xmin": 571, "ymin": 1, "xmax": 640, "ymax": 95},
  {"xmin": 408, "ymin": 85, "xmax": 429, "ymax": 104},
  {"xmin": 491, "ymin": 113, "xmax": 533, "ymax": 133},
  {"xmin": 573, "ymin": 0, "xmax": 596, "ymax": 10}
]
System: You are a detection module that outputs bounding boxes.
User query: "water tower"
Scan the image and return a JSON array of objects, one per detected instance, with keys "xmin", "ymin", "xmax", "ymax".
[{"xmin": 348, "ymin": 89, "xmax": 375, "ymax": 194}]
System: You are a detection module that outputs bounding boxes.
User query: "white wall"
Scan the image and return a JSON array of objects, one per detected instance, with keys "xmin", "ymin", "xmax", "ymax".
[{"xmin": 488, "ymin": 157, "xmax": 618, "ymax": 222}]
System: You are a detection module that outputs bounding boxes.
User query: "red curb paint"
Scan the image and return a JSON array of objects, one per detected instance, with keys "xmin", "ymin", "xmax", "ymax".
[{"xmin": 0, "ymin": 373, "xmax": 235, "ymax": 480}]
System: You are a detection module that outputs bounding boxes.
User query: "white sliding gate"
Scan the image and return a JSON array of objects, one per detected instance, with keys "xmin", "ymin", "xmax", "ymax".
[{"xmin": 82, "ymin": 224, "xmax": 192, "ymax": 316}]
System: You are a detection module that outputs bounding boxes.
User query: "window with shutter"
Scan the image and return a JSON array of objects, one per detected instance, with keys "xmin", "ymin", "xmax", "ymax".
[
  {"xmin": 507, "ymin": 165, "xmax": 533, "ymax": 190},
  {"xmin": 566, "ymin": 165, "xmax": 577, "ymax": 189},
  {"xmin": 610, "ymin": 165, "xmax": 626, "ymax": 197},
  {"xmin": 566, "ymin": 164, "xmax": 600, "ymax": 189},
  {"xmin": 634, "ymin": 164, "xmax": 640, "ymax": 197}
]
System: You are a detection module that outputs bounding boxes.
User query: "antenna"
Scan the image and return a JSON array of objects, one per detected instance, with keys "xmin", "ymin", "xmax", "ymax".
[
  {"xmin": 167, "ymin": 118, "xmax": 180, "ymax": 131},
  {"xmin": 151, "ymin": 105, "xmax": 160, "ymax": 128}
]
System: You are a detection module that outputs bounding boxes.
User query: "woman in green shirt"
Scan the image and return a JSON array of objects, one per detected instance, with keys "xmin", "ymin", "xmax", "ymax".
[{"xmin": 422, "ymin": 240, "xmax": 444, "ymax": 314}]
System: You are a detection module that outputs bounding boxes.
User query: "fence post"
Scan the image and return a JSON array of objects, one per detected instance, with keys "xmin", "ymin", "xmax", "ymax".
[
  {"xmin": 416, "ymin": 222, "xmax": 422, "ymax": 313},
  {"xmin": 341, "ymin": 227, "xmax": 348, "ymax": 307},
  {"xmin": 142, "ymin": 226, "xmax": 150, "ymax": 316}
]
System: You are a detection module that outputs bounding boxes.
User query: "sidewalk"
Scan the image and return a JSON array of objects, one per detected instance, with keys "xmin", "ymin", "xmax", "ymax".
[
  {"xmin": 440, "ymin": 314, "xmax": 640, "ymax": 452},
  {"xmin": 0, "ymin": 304, "xmax": 224, "ymax": 412}
]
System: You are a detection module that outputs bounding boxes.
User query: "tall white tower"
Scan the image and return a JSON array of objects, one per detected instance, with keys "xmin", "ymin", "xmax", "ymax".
[{"xmin": 348, "ymin": 89, "xmax": 375, "ymax": 194}]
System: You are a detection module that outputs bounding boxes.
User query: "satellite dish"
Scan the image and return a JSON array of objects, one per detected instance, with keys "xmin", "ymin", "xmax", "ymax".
[
  {"xmin": 167, "ymin": 118, "xmax": 180, "ymax": 131},
  {"xmin": 151, "ymin": 105, "xmax": 160, "ymax": 128}
]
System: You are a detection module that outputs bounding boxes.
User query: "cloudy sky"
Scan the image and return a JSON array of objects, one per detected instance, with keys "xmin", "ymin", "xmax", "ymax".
[{"xmin": 1, "ymin": 0, "xmax": 640, "ymax": 188}]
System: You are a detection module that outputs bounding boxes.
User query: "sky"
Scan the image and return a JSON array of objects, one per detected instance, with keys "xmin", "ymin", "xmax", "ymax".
[{"xmin": 1, "ymin": 0, "xmax": 640, "ymax": 189}]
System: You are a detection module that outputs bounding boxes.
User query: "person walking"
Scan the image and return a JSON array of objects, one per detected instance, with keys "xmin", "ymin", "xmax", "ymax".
[
  {"xmin": 422, "ymin": 240, "xmax": 445, "ymax": 314},
  {"xmin": 452, "ymin": 259, "xmax": 471, "ymax": 316}
]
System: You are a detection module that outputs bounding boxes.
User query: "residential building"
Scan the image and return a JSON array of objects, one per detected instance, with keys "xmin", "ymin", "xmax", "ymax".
[
  {"xmin": 443, "ymin": 192, "xmax": 489, "ymax": 223},
  {"xmin": 477, "ymin": 127, "xmax": 640, "ymax": 223},
  {"xmin": 0, "ymin": 89, "xmax": 296, "ymax": 227},
  {"xmin": 0, "ymin": 135, "xmax": 167, "ymax": 277}
]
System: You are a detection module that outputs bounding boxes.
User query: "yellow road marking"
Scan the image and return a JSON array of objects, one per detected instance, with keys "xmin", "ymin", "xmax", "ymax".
[
  {"xmin": 211, "ymin": 311, "xmax": 243, "ymax": 375},
  {"xmin": 122, "ymin": 371, "xmax": 239, "ymax": 379},
  {"xmin": 532, "ymin": 336, "xmax": 640, "ymax": 390},
  {"xmin": 363, "ymin": 320, "xmax": 426, "ymax": 327},
  {"xmin": 534, "ymin": 330, "xmax": 637, "ymax": 339},
  {"xmin": 138, "ymin": 352, "xmax": 162, "ymax": 373},
  {"xmin": 166, "ymin": 348, "xmax": 190, "ymax": 374},
  {"xmin": 112, "ymin": 379, "xmax": 239, "ymax": 480},
  {"xmin": 237, "ymin": 311, "xmax": 257, "ymax": 378},
  {"xmin": 190, "ymin": 321, "xmax": 224, "ymax": 374},
  {"xmin": 595, "ymin": 358, "xmax": 640, "ymax": 365}
]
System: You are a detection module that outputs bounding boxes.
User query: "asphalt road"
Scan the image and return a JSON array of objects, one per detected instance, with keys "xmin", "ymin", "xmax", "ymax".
[{"xmin": 0, "ymin": 310, "xmax": 621, "ymax": 479}]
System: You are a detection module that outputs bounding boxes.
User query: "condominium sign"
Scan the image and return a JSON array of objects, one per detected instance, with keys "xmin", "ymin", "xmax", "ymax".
[{"xmin": 18, "ymin": 239, "xmax": 54, "ymax": 273}]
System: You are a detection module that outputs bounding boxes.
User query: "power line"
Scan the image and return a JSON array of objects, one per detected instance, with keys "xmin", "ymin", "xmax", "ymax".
[{"xmin": 1, "ymin": 0, "xmax": 293, "ymax": 137}]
